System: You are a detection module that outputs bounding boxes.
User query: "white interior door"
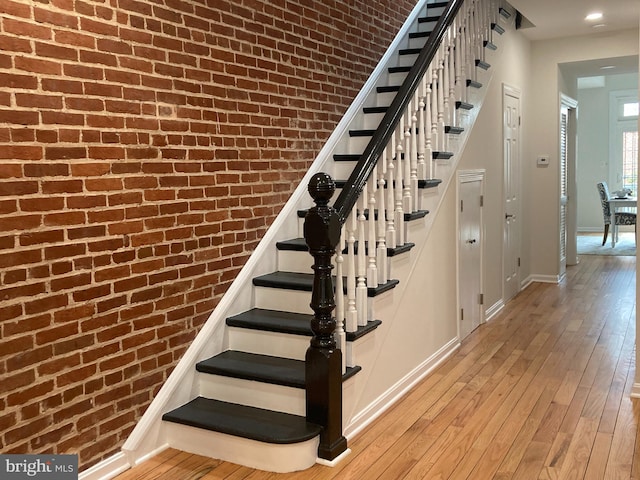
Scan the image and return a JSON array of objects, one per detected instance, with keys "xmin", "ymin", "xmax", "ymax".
[
  {"xmin": 559, "ymin": 108, "xmax": 568, "ymax": 277},
  {"xmin": 503, "ymin": 85, "xmax": 521, "ymax": 303},
  {"xmin": 458, "ymin": 171, "xmax": 484, "ymax": 341},
  {"xmin": 560, "ymin": 95, "xmax": 578, "ymax": 272}
]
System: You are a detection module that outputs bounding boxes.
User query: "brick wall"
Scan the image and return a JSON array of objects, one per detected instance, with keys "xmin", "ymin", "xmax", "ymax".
[{"xmin": 0, "ymin": 0, "xmax": 416, "ymax": 470}]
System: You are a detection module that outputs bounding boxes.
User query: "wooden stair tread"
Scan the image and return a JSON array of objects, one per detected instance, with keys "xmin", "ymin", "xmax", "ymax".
[
  {"xmin": 162, "ymin": 397, "xmax": 322, "ymax": 444},
  {"xmin": 456, "ymin": 101, "xmax": 474, "ymax": 110},
  {"xmin": 197, "ymin": 351, "xmax": 361, "ymax": 388},
  {"xmin": 276, "ymin": 237, "xmax": 417, "ymax": 256},
  {"xmin": 227, "ymin": 308, "xmax": 313, "ymax": 336},
  {"xmin": 466, "ymin": 79, "xmax": 482, "ymax": 89},
  {"xmin": 197, "ymin": 350, "xmax": 307, "ymax": 388},
  {"xmin": 253, "ymin": 271, "xmax": 400, "ymax": 297},
  {"xmin": 227, "ymin": 308, "xmax": 383, "ymax": 340},
  {"xmin": 476, "ymin": 59, "xmax": 491, "ymax": 70}
]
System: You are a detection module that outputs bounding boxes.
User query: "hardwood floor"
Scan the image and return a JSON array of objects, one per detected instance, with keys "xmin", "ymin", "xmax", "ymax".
[{"xmin": 114, "ymin": 255, "xmax": 639, "ymax": 479}]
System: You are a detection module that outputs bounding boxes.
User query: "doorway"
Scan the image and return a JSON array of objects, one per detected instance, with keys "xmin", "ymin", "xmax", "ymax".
[
  {"xmin": 458, "ymin": 170, "xmax": 484, "ymax": 341},
  {"xmin": 503, "ymin": 85, "xmax": 521, "ymax": 303}
]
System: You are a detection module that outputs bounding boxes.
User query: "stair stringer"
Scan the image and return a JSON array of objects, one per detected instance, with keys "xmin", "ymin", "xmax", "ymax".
[{"xmin": 120, "ymin": 0, "xmax": 449, "ymax": 472}]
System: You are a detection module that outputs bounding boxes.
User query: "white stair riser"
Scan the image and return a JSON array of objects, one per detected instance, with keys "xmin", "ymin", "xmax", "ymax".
[
  {"xmin": 427, "ymin": 7, "xmax": 446, "ymax": 17},
  {"xmin": 388, "ymin": 71, "xmax": 409, "ymax": 86},
  {"xmin": 408, "ymin": 36, "xmax": 428, "ymax": 50},
  {"xmin": 362, "ymin": 112, "xmax": 385, "ymax": 130},
  {"xmin": 255, "ymin": 286, "xmax": 313, "ymax": 314},
  {"xmin": 376, "ymin": 91, "xmax": 397, "ymax": 107},
  {"xmin": 162, "ymin": 422, "xmax": 318, "ymax": 473},
  {"xmin": 197, "ymin": 372, "xmax": 305, "ymax": 416},
  {"xmin": 227, "ymin": 326, "xmax": 309, "ymax": 361}
]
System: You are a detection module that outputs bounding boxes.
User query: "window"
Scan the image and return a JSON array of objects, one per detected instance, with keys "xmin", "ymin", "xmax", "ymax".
[
  {"xmin": 622, "ymin": 130, "xmax": 638, "ymax": 193},
  {"xmin": 609, "ymin": 90, "xmax": 638, "ymax": 195},
  {"xmin": 623, "ymin": 102, "xmax": 639, "ymax": 117}
]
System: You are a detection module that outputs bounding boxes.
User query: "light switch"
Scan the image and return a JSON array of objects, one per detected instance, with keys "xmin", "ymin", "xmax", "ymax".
[{"xmin": 537, "ymin": 155, "xmax": 550, "ymax": 166}]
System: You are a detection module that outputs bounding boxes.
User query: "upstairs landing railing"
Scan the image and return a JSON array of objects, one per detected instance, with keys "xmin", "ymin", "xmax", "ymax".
[{"xmin": 303, "ymin": 0, "xmax": 499, "ymax": 462}]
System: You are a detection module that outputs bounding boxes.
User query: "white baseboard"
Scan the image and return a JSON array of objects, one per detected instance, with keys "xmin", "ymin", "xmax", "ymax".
[
  {"xmin": 522, "ymin": 274, "xmax": 560, "ymax": 286},
  {"xmin": 79, "ymin": 452, "xmax": 130, "ymax": 480},
  {"xmin": 631, "ymin": 383, "xmax": 640, "ymax": 398},
  {"xmin": 484, "ymin": 300, "xmax": 504, "ymax": 322},
  {"xmin": 344, "ymin": 337, "xmax": 459, "ymax": 441}
]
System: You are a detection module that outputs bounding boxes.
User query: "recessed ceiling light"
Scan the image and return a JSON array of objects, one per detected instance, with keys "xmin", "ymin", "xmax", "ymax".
[
  {"xmin": 592, "ymin": 23, "xmax": 607, "ymax": 28},
  {"xmin": 600, "ymin": 65, "xmax": 615, "ymax": 70},
  {"xmin": 585, "ymin": 12, "xmax": 603, "ymax": 21}
]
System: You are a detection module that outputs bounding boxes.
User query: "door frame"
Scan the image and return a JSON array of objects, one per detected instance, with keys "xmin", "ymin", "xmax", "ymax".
[
  {"xmin": 561, "ymin": 94, "xmax": 578, "ymax": 269},
  {"xmin": 457, "ymin": 169, "xmax": 485, "ymax": 341}
]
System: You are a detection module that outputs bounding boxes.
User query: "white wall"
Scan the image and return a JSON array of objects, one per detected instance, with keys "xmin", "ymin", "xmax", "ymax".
[
  {"xmin": 526, "ymin": 29, "xmax": 639, "ymax": 278},
  {"xmin": 576, "ymin": 73, "xmax": 639, "ymax": 231},
  {"xmin": 457, "ymin": 26, "xmax": 532, "ymax": 310}
]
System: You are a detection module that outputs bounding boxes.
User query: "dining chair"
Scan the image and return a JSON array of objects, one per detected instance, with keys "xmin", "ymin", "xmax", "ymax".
[{"xmin": 596, "ymin": 181, "xmax": 636, "ymax": 246}]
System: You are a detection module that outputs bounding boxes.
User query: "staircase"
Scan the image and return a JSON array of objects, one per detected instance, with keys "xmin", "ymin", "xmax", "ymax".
[{"xmin": 122, "ymin": 0, "xmax": 513, "ymax": 473}]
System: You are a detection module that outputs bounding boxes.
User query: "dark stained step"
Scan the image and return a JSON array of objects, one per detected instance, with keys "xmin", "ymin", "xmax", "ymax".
[
  {"xmin": 399, "ymin": 47, "xmax": 421, "ymax": 56},
  {"xmin": 418, "ymin": 15, "xmax": 439, "ymax": 24},
  {"xmin": 445, "ymin": 126, "xmax": 464, "ymax": 135},
  {"xmin": 253, "ymin": 271, "xmax": 399, "ymax": 297},
  {"xmin": 196, "ymin": 351, "xmax": 360, "ymax": 388},
  {"xmin": 419, "ymin": 178, "xmax": 443, "ymax": 189},
  {"xmin": 492, "ymin": 22, "xmax": 505, "ymax": 35},
  {"xmin": 377, "ymin": 85, "xmax": 401, "ymax": 93},
  {"xmin": 476, "ymin": 59, "xmax": 491, "ymax": 70},
  {"xmin": 484, "ymin": 40, "xmax": 497, "ymax": 51},
  {"xmin": 227, "ymin": 308, "xmax": 382, "ymax": 340},
  {"xmin": 456, "ymin": 101, "xmax": 474, "ymax": 110},
  {"xmin": 433, "ymin": 151, "xmax": 454, "ymax": 160},
  {"xmin": 467, "ymin": 79, "xmax": 482, "ymax": 89},
  {"xmin": 363, "ymin": 106, "xmax": 388, "ymax": 114},
  {"xmin": 409, "ymin": 31, "xmax": 431, "ymax": 39},
  {"xmin": 429, "ymin": 1, "xmax": 449, "ymax": 7},
  {"xmin": 227, "ymin": 308, "xmax": 313, "ymax": 336},
  {"xmin": 349, "ymin": 129, "xmax": 376, "ymax": 137},
  {"xmin": 333, "ymin": 153, "xmax": 361, "ymax": 162},
  {"xmin": 162, "ymin": 397, "xmax": 322, "ymax": 445},
  {"xmin": 276, "ymin": 236, "xmax": 417, "ymax": 257},
  {"xmin": 388, "ymin": 66, "xmax": 412, "ymax": 74}
]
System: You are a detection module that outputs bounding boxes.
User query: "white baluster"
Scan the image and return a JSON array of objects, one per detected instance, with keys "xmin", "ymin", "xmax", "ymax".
[
  {"xmin": 436, "ymin": 48, "xmax": 446, "ymax": 152},
  {"xmin": 418, "ymin": 76, "xmax": 427, "ymax": 180},
  {"xmin": 395, "ymin": 121, "xmax": 405, "ymax": 246},
  {"xmin": 334, "ymin": 227, "xmax": 346, "ymax": 373},
  {"xmin": 442, "ymin": 34, "xmax": 451, "ymax": 128},
  {"xmin": 403, "ymin": 110, "xmax": 412, "ymax": 214},
  {"xmin": 377, "ymin": 152, "xmax": 388, "ymax": 285},
  {"xmin": 386, "ymin": 139, "xmax": 397, "ymax": 249},
  {"xmin": 367, "ymin": 172, "xmax": 378, "ymax": 288},
  {"xmin": 356, "ymin": 186, "xmax": 367, "ymax": 327},
  {"xmin": 345, "ymin": 207, "xmax": 357, "ymax": 333},
  {"xmin": 410, "ymin": 95, "xmax": 419, "ymax": 212},
  {"xmin": 425, "ymin": 66, "xmax": 434, "ymax": 178}
]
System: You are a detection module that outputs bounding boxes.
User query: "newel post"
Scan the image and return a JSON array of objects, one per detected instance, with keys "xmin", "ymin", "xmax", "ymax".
[{"xmin": 303, "ymin": 172, "xmax": 348, "ymax": 461}]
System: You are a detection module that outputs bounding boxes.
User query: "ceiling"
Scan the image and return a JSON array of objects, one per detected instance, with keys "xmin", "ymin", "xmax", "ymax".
[
  {"xmin": 508, "ymin": 0, "xmax": 639, "ymax": 41},
  {"xmin": 507, "ymin": 0, "xmax": 639, "ymax": 78}
]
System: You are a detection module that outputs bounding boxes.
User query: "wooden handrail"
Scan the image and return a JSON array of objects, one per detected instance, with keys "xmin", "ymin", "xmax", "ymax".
[{"xmin": 333, "ymin": 0, "xmax": 465, "ymax": 224}]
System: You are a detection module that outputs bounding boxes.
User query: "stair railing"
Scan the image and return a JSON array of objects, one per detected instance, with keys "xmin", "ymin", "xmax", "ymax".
[{"xmin": 304, "ymin": 0, "xmax": 498, "ymax": 462}]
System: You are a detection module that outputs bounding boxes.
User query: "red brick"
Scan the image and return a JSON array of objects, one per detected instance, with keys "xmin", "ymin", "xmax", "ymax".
[
  {"xmin": 20, "ymin": 230, "xmax": 64, "ymax": 246},
  {"xmin": 24, "ymin": 293, "xmax": 69, "ymax": 315},
  {"xmin": 15, "ymin": 56, "xmax": 61, "ymax": 75},
  {"xmin": 35, "ymin": 41, "xmax": 78, "ymax": 61}
]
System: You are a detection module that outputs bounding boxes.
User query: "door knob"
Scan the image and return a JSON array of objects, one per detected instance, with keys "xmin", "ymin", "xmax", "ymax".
[
  {"xmin": 505, "ymin": 214, "xmax": 514, "ymax": 220},
  {"xmin": 467, "ymin": 239, "xmax": 477, "ymax": 244}
]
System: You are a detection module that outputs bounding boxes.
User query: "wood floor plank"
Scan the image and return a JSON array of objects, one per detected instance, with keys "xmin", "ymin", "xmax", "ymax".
[{"xmin": 112, "ymin": 256, "xmax": 639, "ymax": 480}]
